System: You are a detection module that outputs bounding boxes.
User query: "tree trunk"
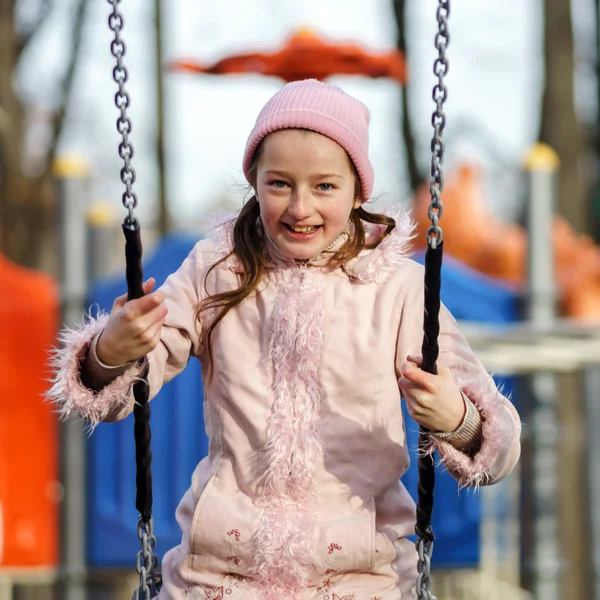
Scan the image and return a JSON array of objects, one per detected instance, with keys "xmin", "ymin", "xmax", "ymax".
[
  {"xmin": 392, "ymin": 0, "xmax": 426, "ymax": 196},
  {"xmin": 539, "ymin": 0, "xmax": 589, "ymax": 233},
  {"xmin": 539, "ymin": 5, "xmax": 590, "ymax": 599},
  {"xmin": 593, "ymin": 0, "xmax": 600, "ymax": 241},
  {"xmin": 0, "ymin": 0, "xmax": 88, "ymax": 271},
  {"xmin": 0, "ymin": 0, "xmax": 22, "ymax": 256},
  {"xmin": 0, "ymin": 0, "xmax": 19, "ymax": 177},
  {"xmin": 155, "ymin": 0, "xmax": 169, "ymax": 234},
  {"xmin": 0, "ymin": 0, "xmax": 50, "ymax": 268}
]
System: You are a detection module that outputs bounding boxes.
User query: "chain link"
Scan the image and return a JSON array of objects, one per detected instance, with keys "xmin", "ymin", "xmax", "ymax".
[
  {"xmin": 132, "ymin": 517, "xmax": 160, "ymax": 600},
  {"xmin": 415, "ymin": 538, "xmax": 437, "ymax": 600},
  {"xmin": 426, "ymin": 0, "xmax": 450, "ymax": 250},
  {"xmin": 107, "ymin": 0, "xmax": 138, "ymax": 226}
]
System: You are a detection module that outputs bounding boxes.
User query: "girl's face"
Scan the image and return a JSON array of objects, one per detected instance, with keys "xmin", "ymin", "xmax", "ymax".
[{"xmin": 255, "ymin": 129, "xmax": 361, "ymax": 261}]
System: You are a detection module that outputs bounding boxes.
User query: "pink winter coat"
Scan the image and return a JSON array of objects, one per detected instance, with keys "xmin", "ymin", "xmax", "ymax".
[{"xmin": 48, "ymin": 209, "xmax": 521, "ymax": 600}]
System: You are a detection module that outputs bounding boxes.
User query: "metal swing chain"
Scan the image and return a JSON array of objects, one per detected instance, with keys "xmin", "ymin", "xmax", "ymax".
[
  {"xmin": 135, "ymin": 516, "xmax": 160, "ymax": 600},
  {"xmin": 108, "ymin": 0, "xmax": 138, "ymax": 226},
  {"xmin": 426, "ymin": 0, "xmax": 450, "ymax": 251},
  {"xmin": 108, "ymin": 2, "xmax": 159, "ymax": 598},
  {"xmin": 416, "ymin": 2, "xmax": 450, "ymax": 600}
]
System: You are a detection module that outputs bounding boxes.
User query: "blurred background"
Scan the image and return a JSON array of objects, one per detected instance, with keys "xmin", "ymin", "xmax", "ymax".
[{"xmin": 1, "ymin": 0, "xmax": 600, "ymax": 598}]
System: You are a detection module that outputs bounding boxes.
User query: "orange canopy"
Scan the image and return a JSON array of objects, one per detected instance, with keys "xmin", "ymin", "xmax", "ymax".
[
  {"xmin": 169, "ymin": 29, "xmax": 407, "ymax": 84},
  {"xmin": 412, "ymin": 165, "xmax": 600, "ymax": 320},
  {"xmin": 0, "ymin": 253, "xmax": 59, "ymax": 566}
]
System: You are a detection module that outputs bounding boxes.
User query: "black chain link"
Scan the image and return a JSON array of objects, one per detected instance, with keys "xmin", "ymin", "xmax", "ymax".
[
  {"xmin": 108, "ymin": 0, "xmax": 138, "ymax": 227},
  {"xmin": 427, "ymin": 0, "xmax": 450, "ymax": 250}
]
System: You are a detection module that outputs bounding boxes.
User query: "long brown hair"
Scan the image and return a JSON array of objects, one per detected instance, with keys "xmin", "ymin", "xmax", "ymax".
[{"xmin": 197, "ymin": 142, "xmax": 396, "ymax": 370}]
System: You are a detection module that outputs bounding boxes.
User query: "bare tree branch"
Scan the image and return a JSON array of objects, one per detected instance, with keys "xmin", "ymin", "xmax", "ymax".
[{"xmin": 539, "ymin": 0, "xmax": 589, "ymax": 233}]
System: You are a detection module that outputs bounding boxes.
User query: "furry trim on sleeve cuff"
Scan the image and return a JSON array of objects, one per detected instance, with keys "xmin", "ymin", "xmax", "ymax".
[
  {"xmin": 424, "ymin": 373, "xmax": 519, "ymax": 489},
  {"xmin": 47, "ymin": 312, "xmax": 142, "ymax": 430}
]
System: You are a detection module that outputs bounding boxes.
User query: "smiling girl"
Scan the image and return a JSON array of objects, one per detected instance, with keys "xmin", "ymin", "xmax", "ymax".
[{"xmin": 49, "ymin": 79, "xmax": 521, "ymax": 600}]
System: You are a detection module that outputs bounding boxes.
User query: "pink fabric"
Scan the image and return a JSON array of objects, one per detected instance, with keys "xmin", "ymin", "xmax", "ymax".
[
  {"xmin": 249, "ymin": 269, "xmax": 325, "ymax": 597},
  {"xmin": 48, "ymin": 207, "xmax": 522, "ymax": 600},
  {"xmin": 425, "ymin": 373, "xmax": 519, "ymax": 489},
  {"xmin": 243, "ymin": 79, "xmax": 374, "ymax": 200},
  {"xmin": 46, "ymin": 312, "xmax": 143, "ymax": 431}
]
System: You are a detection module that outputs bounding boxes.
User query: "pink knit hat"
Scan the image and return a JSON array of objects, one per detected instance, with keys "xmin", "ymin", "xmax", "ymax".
[{"xmin": 243, "ymin": 79, "xmax": 374, "ymax": 200}]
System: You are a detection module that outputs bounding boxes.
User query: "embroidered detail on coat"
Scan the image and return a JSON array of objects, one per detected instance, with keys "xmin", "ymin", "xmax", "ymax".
[
  {"xmin": 316, "ymin": 574, "xmax": 355, "ymax": 600},
  {"xmin": 328, "ymin": 543, "xmax": 343, "ymax": 554},
  {"xmin": 227, "ymin": 529, "xmax": 241, "ymax": 542},
  {"xmin": 249, "ymin": 268, "xmax": 325, "ymax": 598},
  {"xmin": 204, "ymin": 586, "xmax": 224, "ymax": 600},
  {"xmin": 225, "ymin": 528, "xmax": 243, "ymax": 571},
  {"xmin": 184, "ymin": 574, "xmax": 244, "ymax": 599},
  {"xmin": 183, "ymin": 528, "xmax": 247, "ymax": 599},
  {"xmin": 316, "ymin": 540, "xmax": 344, "ymax": 596}
]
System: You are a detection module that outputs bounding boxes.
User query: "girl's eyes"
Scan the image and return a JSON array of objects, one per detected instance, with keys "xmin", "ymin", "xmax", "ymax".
[
  {"xmin": 266, "ymin": 181, "xmax": 335, "ymax": 191},
  {"xmin": 268, "ymin": 180, "xmax": 288, "ymax": 188}
]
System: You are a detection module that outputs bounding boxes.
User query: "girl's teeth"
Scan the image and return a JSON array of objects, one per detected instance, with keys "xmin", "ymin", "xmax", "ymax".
[{"xmin": 293, "ymin": 226, "xmax": 317, "ymax": 233}]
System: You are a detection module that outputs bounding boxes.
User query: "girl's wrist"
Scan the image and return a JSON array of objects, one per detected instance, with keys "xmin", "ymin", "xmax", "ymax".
[
  {"xmin": 432, "ymin": 391, "xmax": 483, "ymax": 453},
  {"xmin": 446, "ymin": 387, "xmax": 467, "ymax": 433},
  {"xmin": 80, "ymin": 333, "xmax": 132, "ymax": 392},
  {"xmin": 93, "ymin": 332, "xmax": 133, "ymax": 370}
]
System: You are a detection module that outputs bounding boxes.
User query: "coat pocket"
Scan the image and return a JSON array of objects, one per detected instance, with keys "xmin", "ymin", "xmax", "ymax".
[
  {"xmin": 315, "ymin": 496, "xmax": 376, "ymax": 575},
  {"xmin": 189, "ymin": 481, "xmax": 262, "ymax": 577}
]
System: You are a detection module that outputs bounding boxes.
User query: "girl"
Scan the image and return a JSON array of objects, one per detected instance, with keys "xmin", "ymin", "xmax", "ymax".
[{"xmin": 49, "ymin": 79, "xmax": 521, "ymax": 600}]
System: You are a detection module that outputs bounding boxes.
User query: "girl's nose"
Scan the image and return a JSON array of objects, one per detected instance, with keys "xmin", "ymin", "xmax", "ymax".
[{"xmin": 287, "ymin": 190, "xmax": 312, "ymax": 220}]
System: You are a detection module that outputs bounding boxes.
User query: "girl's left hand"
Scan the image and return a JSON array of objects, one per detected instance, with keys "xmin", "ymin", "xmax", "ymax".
[{"xmin": 398, "ymin": 354, "xmax": 465, "ymax": 433}]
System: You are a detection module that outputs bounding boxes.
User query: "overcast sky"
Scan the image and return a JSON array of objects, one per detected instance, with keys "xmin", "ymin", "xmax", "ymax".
[{"xmin": 14, "ymin": 0, "xmax": 598, "ymax": 227}]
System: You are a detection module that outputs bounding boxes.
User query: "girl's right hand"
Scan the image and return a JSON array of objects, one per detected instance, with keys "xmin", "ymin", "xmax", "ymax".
[{"xmin": 96, "ymin": 278, "xmax": 168, "ymax": 366}]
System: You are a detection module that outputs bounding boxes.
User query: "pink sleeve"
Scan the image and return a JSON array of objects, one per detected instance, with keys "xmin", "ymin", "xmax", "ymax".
[
  {"xmin": 431, "ymin": 305, "xmax": 522, "ymax": 488},
  {"xmin": 47, "ymin": 242, "xmax": 207, "ymax": 430},
  {"xmin": 396, "ymin": 264, "xmax": 522, "ymax": 488}
]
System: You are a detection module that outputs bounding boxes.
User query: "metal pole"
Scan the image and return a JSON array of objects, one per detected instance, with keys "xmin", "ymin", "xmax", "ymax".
[
  {"xmin": 54, "ymin": 155, "xmax": 90, "ymax": 600},
  {"xmin": 154, "ymin": 0, "xmax": 169, "ymax": 235},
  {"xmin": 585, "ymin": 367, "xmax": 600, "ymax": 600},
  {"xmin": 595, "ymin": 0, "xmax": 600, "ymax": 243},
  {"xmin": 86, "ymin": 200, "xmax": 118, "ymax": 283},
  {"xmin": 522, "ymin": 143, "xmax": 561, "ymax": 600},
  {"xmin": 85, "ymin": 201, "xmax": 119, "ymax": 600}
]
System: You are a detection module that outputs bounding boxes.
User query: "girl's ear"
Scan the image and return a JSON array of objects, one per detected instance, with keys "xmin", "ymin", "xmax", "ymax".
[{"xmin": 353, "ymin": 197, "xmax": 362, "ymax": 209}]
